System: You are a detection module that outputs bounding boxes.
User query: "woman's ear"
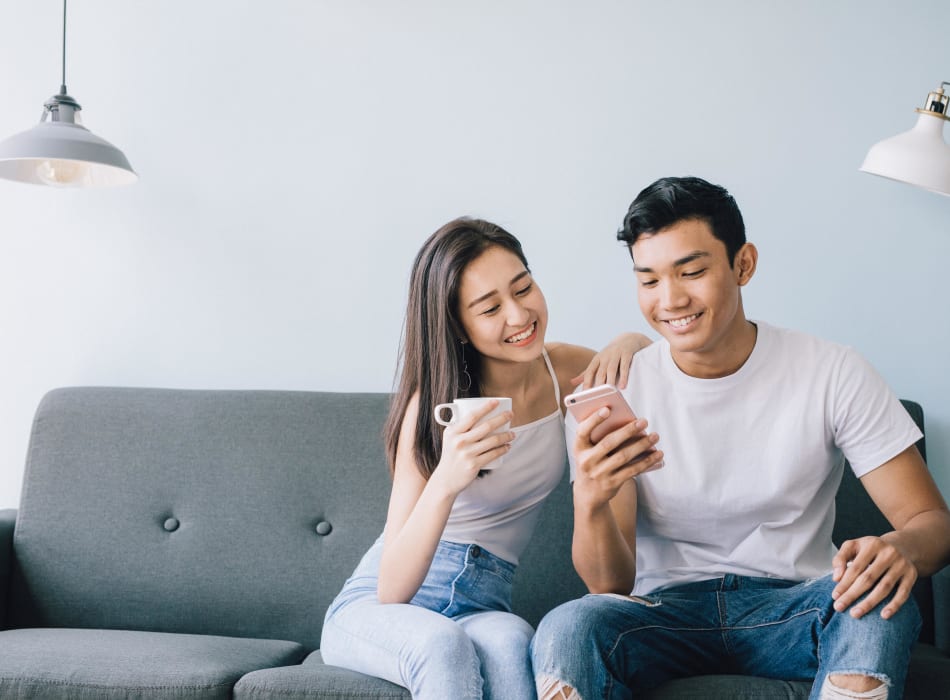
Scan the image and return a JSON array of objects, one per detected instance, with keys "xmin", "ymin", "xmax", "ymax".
[{"xmin": 734, "ymin": 243, "xmax": 758, "ymax": 287}]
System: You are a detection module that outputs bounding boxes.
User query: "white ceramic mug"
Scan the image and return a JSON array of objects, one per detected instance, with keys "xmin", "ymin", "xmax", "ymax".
[
  {"xmin": 434, "ymin": 397, "xmax": 512, "ymax": 469},
  {"xmin": 433, "ymin": 397, "xmax": 512, "ymax": 435}
]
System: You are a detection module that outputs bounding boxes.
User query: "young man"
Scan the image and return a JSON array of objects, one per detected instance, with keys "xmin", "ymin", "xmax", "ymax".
[{"xmin": 531, "ymin": 177, "xmax": 950, "ymax": 700}]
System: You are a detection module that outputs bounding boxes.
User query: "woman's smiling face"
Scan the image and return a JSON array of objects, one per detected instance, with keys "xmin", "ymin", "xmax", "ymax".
[{"xmin": 457, "ymin": 245, "xmax": 548, "ymax": 364}]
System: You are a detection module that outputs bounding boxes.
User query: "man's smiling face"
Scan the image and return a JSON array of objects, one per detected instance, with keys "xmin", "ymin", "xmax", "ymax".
[{"xmin": 632, "ymin": 217, "xmax": 756, "ymax": 377}]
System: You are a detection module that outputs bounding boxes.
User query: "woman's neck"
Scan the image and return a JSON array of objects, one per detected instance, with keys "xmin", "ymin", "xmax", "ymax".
[{"xmin": 478, "ymin": 352, "xmax": 553, "ymax": 426}]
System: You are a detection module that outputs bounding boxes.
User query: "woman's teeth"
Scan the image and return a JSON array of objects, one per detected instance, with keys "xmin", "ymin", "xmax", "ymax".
[{"xmin": 505, "ymin": 322, "xmax": 536, "ymax": 343}]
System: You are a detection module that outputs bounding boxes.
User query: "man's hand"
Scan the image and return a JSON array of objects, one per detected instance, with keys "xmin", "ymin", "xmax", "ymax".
[
  {"xmin": 569, "ymin": 407, "xmax": 659, "ymax": 594},
  {"xmin": 572, "ymin": 407, "xmax": 662, "ymax": 511},
  {"xmin": 831, "ymin": 535, "xmax": 917, "ymax": 620}
]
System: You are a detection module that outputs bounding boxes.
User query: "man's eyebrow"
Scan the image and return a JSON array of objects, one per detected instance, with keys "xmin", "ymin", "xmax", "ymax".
[
  {"xmin": 633, "ymin": 251, "xmax": 710, "ymax": 273},
  {"xmin": 466, "ymin": 270, "xmax": 531, "ymax": 308}
]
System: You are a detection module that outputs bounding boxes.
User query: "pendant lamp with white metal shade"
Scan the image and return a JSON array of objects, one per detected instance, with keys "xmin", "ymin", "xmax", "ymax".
[
  {"xmin": 860, "ymin": 82, "xmax": 950, "ymax": 197},
  {"xmin": 0, "ymin": 0, "xmax": 137, "ymax": 187}
]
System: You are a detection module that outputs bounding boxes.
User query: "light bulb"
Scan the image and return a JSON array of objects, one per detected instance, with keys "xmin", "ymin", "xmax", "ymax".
[{"xmin": 35, "ymin": 158, "xmax": 88, "ymax": 186}]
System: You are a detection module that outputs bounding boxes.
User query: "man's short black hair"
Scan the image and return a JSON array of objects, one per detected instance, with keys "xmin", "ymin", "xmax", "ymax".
[{"xmin": 618, "ymin": 176, "xmax": 746, "ymax": 266}]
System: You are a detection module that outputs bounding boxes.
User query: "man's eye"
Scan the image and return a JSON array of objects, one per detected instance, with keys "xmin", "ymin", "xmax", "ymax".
[
  {"xmin": 640, "ymin": 280, "xmax": 658, "ymax": 288},
  {"xmin": 683, "ymin": 269, "xmax": 706, "ymax": 278}
]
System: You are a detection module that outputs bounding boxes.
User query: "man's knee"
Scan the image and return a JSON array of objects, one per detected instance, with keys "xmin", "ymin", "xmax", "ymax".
[
  {"xmin": 821, "ymin": 673, "xmax": 889, "ymax": 699},
  {"xmin": 537, "ymin": 674, "xmax": 582, "ymax": 700},
  {"xmin": 532, "ymin": 597, "xmax": 604, "ymax": 662},
  {"xmin": 834, "ymin": 594, "xmax": 921, "ymax": 652}
]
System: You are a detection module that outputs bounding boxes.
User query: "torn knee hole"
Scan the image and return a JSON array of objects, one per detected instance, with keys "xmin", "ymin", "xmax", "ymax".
[
  {"xmin": 821, "ymin": 673, "xmax": 889, "ymax": 700},
  {"xmin": 537, "ymin": 674, "xmax": 581, "ymax": 700}
]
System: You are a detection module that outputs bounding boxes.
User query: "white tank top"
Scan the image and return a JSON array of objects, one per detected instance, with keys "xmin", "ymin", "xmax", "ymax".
[{"xmin": 440, "ymin": 349, "xmax": 567, "ymax": 565}]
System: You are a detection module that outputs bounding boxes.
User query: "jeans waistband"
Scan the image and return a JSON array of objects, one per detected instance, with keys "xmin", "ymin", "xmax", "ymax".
[
  {"xmin": 654, "ymin": 574, "xmax": 800, "ymax": 594},
  {"xmin": 436, "ymin": 540, "xmax": 517, "ymax": 576}
]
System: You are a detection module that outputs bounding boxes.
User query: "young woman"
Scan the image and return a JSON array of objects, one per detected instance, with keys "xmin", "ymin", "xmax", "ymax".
[{"xmin": 319, "ymin": 217, "xmax": 649, "ymax": 700}]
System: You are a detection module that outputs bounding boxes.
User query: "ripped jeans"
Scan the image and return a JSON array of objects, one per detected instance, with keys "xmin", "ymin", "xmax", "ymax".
[
  {"xmin": 321, "ymin": 537, "xmax": 535, "ymax": 700},
  {"xmin": 530, "ymin": 573, "xmax": 921, "ymax": 700}
]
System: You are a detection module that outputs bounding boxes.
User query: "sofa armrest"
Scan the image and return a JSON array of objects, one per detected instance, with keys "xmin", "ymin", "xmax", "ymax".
[
  {"xmin": 934, "ymin": 564, "xmax": 950, "ymax": 653},
  {"xmin": 0, "ymin": 509, "xmax": 16, "ymax": 630}
]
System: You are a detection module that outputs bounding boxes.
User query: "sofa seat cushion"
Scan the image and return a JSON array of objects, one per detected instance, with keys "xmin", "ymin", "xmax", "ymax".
[
  {"xmin": 234, "ymin": 650, "xmax": 410, "ymax": 699},
  {"xmin": 903, "ymin": 643, "xmax": 950, "ymax": 698},
  {"xmin": 0, "ymin": 628, "xmax": 306, "ymax": 700}
]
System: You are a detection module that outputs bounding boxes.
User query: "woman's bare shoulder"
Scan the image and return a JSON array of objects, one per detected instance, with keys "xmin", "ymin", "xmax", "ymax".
[{"xmin": 545, "ymin": 342, "xmax": 595, "ymax": 383}]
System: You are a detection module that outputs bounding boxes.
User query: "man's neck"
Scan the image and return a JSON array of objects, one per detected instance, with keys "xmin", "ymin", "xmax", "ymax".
[{"xmin": 671, "ymin": 320, "xmax": 758, "ymax": 379}]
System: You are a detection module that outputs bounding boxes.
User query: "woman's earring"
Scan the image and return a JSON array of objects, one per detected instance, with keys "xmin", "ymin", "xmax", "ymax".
[{"xmin": 459, "ymin": 341, "xmax": 472, "ymax": 393}]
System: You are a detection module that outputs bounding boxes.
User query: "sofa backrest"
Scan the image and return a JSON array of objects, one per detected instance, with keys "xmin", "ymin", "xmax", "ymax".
[
  {"xmin": 7, "ymin": 389, "xmax": 934, "ymax": 649},
  {"xmin": 9, "ymin": 388, "xmax": 399, "ymax": 650}
]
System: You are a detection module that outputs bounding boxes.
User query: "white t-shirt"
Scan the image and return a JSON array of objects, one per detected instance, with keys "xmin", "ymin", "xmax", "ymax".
[{"xmin": 566, "ymin": 322, "xmax": 922, "ymax": 595}]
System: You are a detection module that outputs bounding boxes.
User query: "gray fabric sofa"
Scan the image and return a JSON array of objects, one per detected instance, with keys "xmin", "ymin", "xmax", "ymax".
[{"xmin": 0, "ymin": 387, "xmax": 946, "ymax": 699}]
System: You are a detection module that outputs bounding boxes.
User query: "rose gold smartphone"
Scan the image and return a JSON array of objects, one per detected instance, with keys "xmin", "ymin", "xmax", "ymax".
[
  {"xmin": 564, "ymin": 384, "xmax": 663, "ymax": 472},
  {"xmin": 564, "ymin": 384, "xmax": 637, "ymax": 443}
]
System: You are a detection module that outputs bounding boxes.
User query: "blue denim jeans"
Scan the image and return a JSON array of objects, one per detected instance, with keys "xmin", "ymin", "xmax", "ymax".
[
  {"xmin": 531, "ymin": 574, "xmax": 921, "ymax": 700},
  {"xmin": 321, "ymin": 537, "xmax": 535, "ymax": 700}
]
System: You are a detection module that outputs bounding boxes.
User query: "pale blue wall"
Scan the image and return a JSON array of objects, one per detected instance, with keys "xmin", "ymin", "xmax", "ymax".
[{"xmin": 0, "ymin": 0, "xmax": 947, "ymax": 505}]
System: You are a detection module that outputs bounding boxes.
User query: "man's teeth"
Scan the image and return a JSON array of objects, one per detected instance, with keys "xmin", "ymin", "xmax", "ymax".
[
  {"xmin": 668, "ymin": 314, "xmax": 699, "ymax": 328},
  {"xmin": 506, "ymin": 323, "xmax": 535, "ymax": 343}
]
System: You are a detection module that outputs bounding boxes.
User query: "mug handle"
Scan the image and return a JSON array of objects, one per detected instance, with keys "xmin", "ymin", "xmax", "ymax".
[{"xmin": 433, "ymin": 403, "xmax": 456, "ymax": 427}]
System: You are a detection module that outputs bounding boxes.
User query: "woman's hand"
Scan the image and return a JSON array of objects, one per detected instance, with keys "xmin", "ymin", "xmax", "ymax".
[
  {"xmin": 573, "ymin": 332, "xmax": 652, "ymax": 389},
  {"xmin": 429, "ymin": 400, "xmax": 515, "ymax": 496}
]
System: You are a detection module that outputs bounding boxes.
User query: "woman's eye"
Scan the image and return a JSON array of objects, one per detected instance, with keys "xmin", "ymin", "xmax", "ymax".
[
  {"xmin": 481, "ymin": 305, "xmax": 500, "ymax": 315},
  {"xmin": 515, "ymin": 283, "xmax": 533, "ymax": 296}
]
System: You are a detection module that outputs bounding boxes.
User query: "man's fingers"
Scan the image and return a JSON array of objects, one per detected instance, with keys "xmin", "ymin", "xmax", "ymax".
[
  {"xmin": 832, "ymin": 540, "xmax": 877, "ymax": 599},
  {"xmin": 830, "ymin": 537, "xmax": 917, "ymax": 619},
  {"xmin": 600, "ymin": 431, "xmax": 660, "ymax": 475},
  {"xmin": 847, "ymin": 567, "xmax": 914, "ymax": 619},
  {"xmin": 844, "ymin": 568, "xmax": 896, "ymax": 618},
  {"xmin": 575, "ymin": 406, "xmax": 614, "ymax": 445},
  {"xmin": 587, "ymin": 415, "xmax": 647, "ymax": 453},
  {"xmin": 832, "ymin": 540, "xmax": 857, "ymax": 581},
  {"xmin": 881, "ymin": 573, "xmax": 916, "ymax": 619}
]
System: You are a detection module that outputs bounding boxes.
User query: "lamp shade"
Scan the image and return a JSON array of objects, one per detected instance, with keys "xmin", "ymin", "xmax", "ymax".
[
  {"xmin": 0, "ymin": 120, "xmax": 137, "ymax": 188},
  {"xmin": 859, "ymin": 85, "xmax": 950, "ymax": 197}
]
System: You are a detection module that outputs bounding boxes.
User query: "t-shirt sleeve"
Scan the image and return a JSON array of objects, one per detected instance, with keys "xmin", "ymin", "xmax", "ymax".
[{"xmin": 832, "ymin": 347, "xmax": 923, "ymax": 478}]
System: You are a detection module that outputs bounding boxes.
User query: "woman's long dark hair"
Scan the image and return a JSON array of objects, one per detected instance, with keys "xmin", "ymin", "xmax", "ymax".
[{"xmin": 384, "ymin": 217, "xmax": 529, "ymax": 479}]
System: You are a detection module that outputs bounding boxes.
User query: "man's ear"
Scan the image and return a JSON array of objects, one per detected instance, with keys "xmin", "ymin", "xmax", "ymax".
[{"xmin": 734, "ymin": 243, "xmax": 758, "ymax": 287}]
